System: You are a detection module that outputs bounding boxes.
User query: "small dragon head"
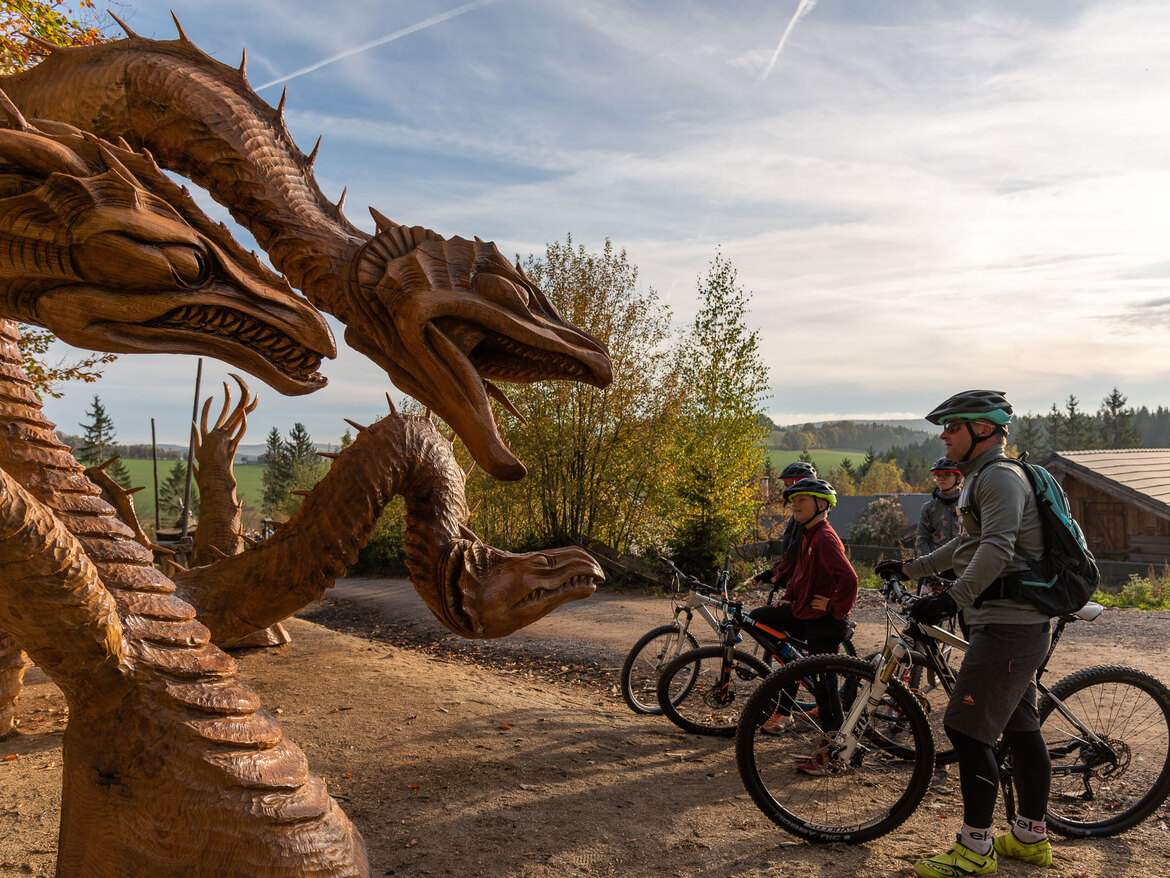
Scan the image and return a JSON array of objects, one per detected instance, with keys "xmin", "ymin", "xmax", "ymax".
[
  {"xmin": 437, "ymin": 540, "xmax": 602, "ymax": 639},
  {"xmin": 351, "ymin": 219, "xmax": 612, "ymax": 481},
  {"xmin": 0, "ymin": 114, "xmax": 335, "ymax": 394}
]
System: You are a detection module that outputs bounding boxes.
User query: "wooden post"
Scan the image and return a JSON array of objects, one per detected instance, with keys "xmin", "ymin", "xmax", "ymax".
[
  {"xmin": 179, "ymin": 358, "xmax": 202, "ymax": 538},
  {"xmin": 151, "ymin": 417, "xmax": 160, "ymax": 531}
]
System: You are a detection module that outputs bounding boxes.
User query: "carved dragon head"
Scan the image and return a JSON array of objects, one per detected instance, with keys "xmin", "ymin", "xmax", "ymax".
[
  {"xmin": 0, "ymin": 105, "xmax": 335, "ymax": 395},
  {"xmin": 0, "ymin": 26, "xmax": 612, "ymax": 479},
  {"xmin": 436, "ymin": 540, "xmax": 601, "ymax": 639},
  {"xmin": 353, "ymin": 222, "xmax": 612, "ymax": 481}
]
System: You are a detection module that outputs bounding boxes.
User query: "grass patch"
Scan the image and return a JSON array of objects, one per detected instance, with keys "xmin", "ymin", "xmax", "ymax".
[
  {"xmin": 118, "ymin": 458, "xmax": 267, "ymax": 527},
  {"xmin": 767, "ymin": 449, "xmax": 869, "ymax": 474}
]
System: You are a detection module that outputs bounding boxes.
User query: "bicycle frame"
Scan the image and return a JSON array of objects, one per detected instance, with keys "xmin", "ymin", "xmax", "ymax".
[{"xmin": 835, "ymin": 580, "xmax": 1112, "ymax": 769}]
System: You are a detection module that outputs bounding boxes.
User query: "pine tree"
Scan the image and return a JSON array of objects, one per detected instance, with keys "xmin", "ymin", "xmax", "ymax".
[
  {"xmin": 285, "ymin": 422, "xmax": 317, "ymax": 463},
  {"xmin": 261, "ymin": 427, "xmax": 292, "ymax": 516},
  {"xmin": 158, "ymin": 459, "xmax": 199, "ymax": 525},
  {"xmin": 77, "ymin": 395, "xmax": 121, "ymax": 468},
  {"xmin": 1063, "ymin": 395, "xmax": 1098, "ymax": 450},
  {"xmin": 1045, "ymin": 403, "xmax": 1068, "ymax": 452},
  {"xmin": 1098, "ymin": 388, "xmax": 1141, "ymax": 449}
]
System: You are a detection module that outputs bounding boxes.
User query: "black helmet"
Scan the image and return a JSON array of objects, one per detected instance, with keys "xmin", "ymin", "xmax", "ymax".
[
  {"xmin": 930, "ymin": 457, "xmax": 962, "ymax": 474},
  {"xmin": 779, "ymin": 461, "xmax": 817, "ymax": 480},
  {"xmin": 782, "ymin": 477, "xmax": 837, "ymax": 508},
  {"xmin": 925, "ymin": 390, "xmax": 1012, "ymax": 426}
]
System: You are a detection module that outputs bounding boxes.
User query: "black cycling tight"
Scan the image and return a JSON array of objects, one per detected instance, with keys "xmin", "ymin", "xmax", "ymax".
[{"xmin": 945, "ymin": 726, "xmax": 1051, "ymax": 826}]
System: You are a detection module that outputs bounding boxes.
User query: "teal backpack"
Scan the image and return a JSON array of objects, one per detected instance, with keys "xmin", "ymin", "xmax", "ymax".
[{"xmin": 969, "ymin": 456, "xmax": 1101, "ymax": 616}]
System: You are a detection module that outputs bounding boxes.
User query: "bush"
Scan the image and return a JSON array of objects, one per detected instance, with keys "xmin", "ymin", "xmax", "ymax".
[
  {"xmin": 1093, "ymin": 568, "xmax": 1170, "ymax": 610},
  {"xmin": 848, "ymin": 498, "xmax": 908, "ymax": 547},
  {"xmin": 350, "ymin": 499, "xmax": 408, "ymax": 576}
]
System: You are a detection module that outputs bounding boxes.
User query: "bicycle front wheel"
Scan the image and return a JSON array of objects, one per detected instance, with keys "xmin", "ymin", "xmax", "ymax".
[
  {"xmin": 736, "ymin": 655, "xmax": 935, "ymax": 844},
  {"xmin": 620, "ymin": 624, "xmax": 700, "ymax": 714},
  {"xmin": 1040, "ymin": 664, "xmax": 1170, "ymax": 837},
  {"xmin": 657, "ymin": 645, "xmax": 770, "ymax": 736}
]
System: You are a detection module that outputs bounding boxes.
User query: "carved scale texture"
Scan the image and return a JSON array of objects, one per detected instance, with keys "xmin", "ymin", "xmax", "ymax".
[
  {"xmin": 177, "ymin": 413, "xmax": 467, "ymax": 645},
  {"xmin": 0, "ymin": 320, "xmax": 367, "ymax": 877},
  {"xmin": 0, "ymin": 628, "xmax": 28, "ymax": 735}
]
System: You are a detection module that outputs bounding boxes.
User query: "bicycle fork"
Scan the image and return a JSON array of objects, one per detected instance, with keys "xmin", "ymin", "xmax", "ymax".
[{"xmin": 834, "ymin": 635, "xmax": 912, "ymax": 764}]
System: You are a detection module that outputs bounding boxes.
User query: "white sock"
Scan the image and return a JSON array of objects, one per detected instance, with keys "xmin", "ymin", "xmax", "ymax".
[
  {"xmin": 959, "ymin": 824, "xmax": 993, "ymax": 855},
  {"xmin": 1012, "ymin": 814, "xmax": 1047, "ymax": 844}
]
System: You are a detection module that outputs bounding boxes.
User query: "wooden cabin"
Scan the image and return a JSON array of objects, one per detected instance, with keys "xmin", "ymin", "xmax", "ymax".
[{"xmin": 1042, "ymin": 449, "xmax": 1170, "ymax": 564}]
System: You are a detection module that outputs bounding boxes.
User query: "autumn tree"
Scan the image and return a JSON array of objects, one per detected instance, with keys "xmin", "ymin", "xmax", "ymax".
[
  {"xmin": 2, "ymin": 2, "xmax": 118, "ymax": 398},
  {"xmin": 667, "ymin": 251, "xmax": 770, "ymax": 579},
  {"xmin": 466, "ymin": 236, "xmax": 684, "ymax": 556},
  {"xmin": 857, "ymin": 459, "xmax": 910, "ymax": 495}
]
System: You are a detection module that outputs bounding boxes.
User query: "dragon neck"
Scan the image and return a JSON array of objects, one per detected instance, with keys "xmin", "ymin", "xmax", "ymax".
[
  {"xmin": 175, "ymin": 412, "xmax": 469, "ymax": 642},
  {"xmin": 2, "ymin": 38, "xmax": 365, "ymax": 316}
]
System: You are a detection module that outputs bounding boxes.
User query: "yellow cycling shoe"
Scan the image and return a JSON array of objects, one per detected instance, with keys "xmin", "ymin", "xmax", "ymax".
[
  {"xmin": 914, "ymin": 838, "xmax": 997, "ymax": 877},
  {"xmin": 993, "ymin": 831, "xmax": 1052, "ymax": 867}
]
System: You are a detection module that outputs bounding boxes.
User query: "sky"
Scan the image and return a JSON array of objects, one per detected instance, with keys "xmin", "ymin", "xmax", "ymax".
[{"xmin": 31, "ymin": 0, "xmax": 1170, "ymax": 444}]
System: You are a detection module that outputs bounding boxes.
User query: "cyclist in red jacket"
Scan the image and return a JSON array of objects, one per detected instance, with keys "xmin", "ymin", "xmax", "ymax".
[{"xmin": 748, "ymin": 478, "xmax": 857, "ymax": 745}]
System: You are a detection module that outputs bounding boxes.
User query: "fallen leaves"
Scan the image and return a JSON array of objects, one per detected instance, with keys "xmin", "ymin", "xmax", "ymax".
[
  {"xmin": 405, "ymin": 838, "xmax": 418, "ymax": 848},
  {"xmin": 2, "ymin": 755, "xmax": 17, "ymax": 762}
]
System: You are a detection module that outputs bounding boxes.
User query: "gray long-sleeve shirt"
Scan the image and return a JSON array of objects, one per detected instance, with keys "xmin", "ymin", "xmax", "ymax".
[{"xmin": 904, "ymin": 444, "xmax": 1049, "ymax": 625}]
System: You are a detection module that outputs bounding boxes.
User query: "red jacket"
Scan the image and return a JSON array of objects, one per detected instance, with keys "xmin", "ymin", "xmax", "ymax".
[{"xmin": 783, "ymin": 520, "xmax": 857, "ymax": 621}]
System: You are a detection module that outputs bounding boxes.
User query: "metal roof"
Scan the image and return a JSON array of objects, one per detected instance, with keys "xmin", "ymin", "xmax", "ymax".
[{"xmin": 1043, "ymin": 449, "xmax": 1170, "ymax": 519}]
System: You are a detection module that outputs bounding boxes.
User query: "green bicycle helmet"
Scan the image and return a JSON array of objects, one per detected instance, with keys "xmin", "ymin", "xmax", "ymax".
[
  {"xmin": 925, "ymin": 390, "xmax": 1013, "ymax": 426},
  {"xmin": 782, "ymin": 477, "xmax": 837, "ymax": 508},
  {"xmin": 779, "ymin": 461, "xmax": 817, "ymax": 480}
]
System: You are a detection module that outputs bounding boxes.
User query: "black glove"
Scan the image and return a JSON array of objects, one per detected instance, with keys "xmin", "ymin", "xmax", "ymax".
[
  {"xmin": 874, "ymin": 560, "xmax": 909, "ymax": 581},
  {"xmin": 909, "ymin": 591, "xmax": 958, "ymax": 625},
  {"xmin": 753, "ymin": 569, "xmax": 773, "ymax": 584}
]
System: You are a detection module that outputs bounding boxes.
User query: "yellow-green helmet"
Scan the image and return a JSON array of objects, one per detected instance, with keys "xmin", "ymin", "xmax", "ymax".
[{"xmin": 782, "ymin": 477, "xmax": 837, "ymax": 508}]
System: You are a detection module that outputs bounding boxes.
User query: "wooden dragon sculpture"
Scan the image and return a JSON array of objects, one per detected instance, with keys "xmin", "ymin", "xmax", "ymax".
[{"xmin": 0, "ymin": 17, "xmax": 608, "ymax": 877}]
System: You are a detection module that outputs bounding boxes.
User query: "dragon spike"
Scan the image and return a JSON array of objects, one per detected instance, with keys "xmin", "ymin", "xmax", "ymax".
[
  {"xmin": 149, "ymin": 543, "xmax": 176, "ymax": 557},
  {"xmin": 369, "ymin": 206, "xmax": 398, "ymax": 235},
  {"xmin": 239, "ymin": 47, "xmax": 248, "ymax": 78},
  {"xmin": 199, "ymin": 395, "xmax": 215, "ymax": 435},
  {"xmin": 424, "ymin": 408, "xmax": 433, "ymax": 422},
  {"xmin": 169, "ymin": 560, "xmax": 189, "ymax": 574},
  {"xmin": 458, "ymin": 523, "xmax": 477, "ymax": 541},
  {"xmin": 94, "ymin": 138, "xmax": 140, "ymax": 186},
  {"xmin": 94, "ymin": 455, "xmax": 119, "ymax": 472},
  {"xmin": 336, "ymin": 186, "xmax": 347, "ymax": 214},
  {"xmin": 385, "ymin": 392, "xmax": 398, "ymax": 415},
  {"xmin": 316, "ymin": 451, "xmax": 340, "ymax": 460},
  {"xmin": 484, "ymin": 379, "xmax": 527, "ymax": 425},
  {"xmin": 24, "ymin": 34, "xmax": 58, "ymax": 54},
  {"xmin": 343, "ymin": 418, "xmax": 367, "ymax": 433},
  {"xmin": 107, "ymin": 11, "xmax": 140, "ymax": 39},
  {"xmin": 468, "ymin": 498, "xmax": 483, "ymax": 519},
  {"xmin": 475, "ymin": 235, "xmax": 484, "ymax": 243},
  {"xmin": 171, "ymin": 11, "xmax": 192, "ymax": 43},
  {"xmin": 125, "ymin": 486, "xmax": 146, "ymax": 495},
  {"xmin": 276, "ymin": 85, "xmax": 287, "ymax": 117},
  {"xmin": 0, "ymin": 88, "xmax": 28, "ymax": 132},
  {"xmin": 464, "ymin": 461, "xmax": 476, "ymax": 479},
  {"xmin": 289, "ymin": 489, "xmax": 312, "ymax": 497},
  {"xmin": 240, "ymin": 532, "xmax": 258, "ymax": 547},
  {"xmin": 308, "ymin": 135, "xmax": 322, "ymax": 166},
  {"xmin": 209, "ymin": 546, "xmax": 231, "ymax": 561}
]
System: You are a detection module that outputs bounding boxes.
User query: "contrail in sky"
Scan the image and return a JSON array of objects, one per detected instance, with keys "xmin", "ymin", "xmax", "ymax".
[
  {"xmin": 257, "ymin": 0, "xmax": 504, "ymax": 90},
  {"xmin": 759, "ymin": 0, "xmax": 818, "ymax": 82}
]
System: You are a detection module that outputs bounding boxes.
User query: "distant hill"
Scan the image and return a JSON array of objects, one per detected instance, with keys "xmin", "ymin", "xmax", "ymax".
[{"xmin": 766, "ymin": 419, "xmax": 936, "ymax": 454}]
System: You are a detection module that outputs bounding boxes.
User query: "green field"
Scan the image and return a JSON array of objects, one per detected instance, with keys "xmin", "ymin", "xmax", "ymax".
[
  {"xmin": 767, "ymin": 449, "xmax": 868, "ymax": 474},
  {"xmin": 119, "ymin": 458, "xmax": 268, "ymax": 526}
]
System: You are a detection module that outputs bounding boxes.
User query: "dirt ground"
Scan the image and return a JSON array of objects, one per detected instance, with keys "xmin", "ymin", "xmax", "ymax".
[{"xmin": 3, "ymin": 584, "xmax": 1170, "ymax": 877}]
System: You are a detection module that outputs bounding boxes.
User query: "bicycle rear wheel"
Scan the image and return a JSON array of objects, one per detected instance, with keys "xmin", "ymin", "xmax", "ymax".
[
  {"xmin": 736, "ymin": 655, "xmax": 935, "ymax": 843},
  {"xmin": 657, "ymin": 645, "xmax": 770, "ymax": 736},
  {"xmin": 1040, "ymin": 664, "xmax": 1170, "ymax": 837},
  {"xmin": 620, "ymin": 624, "xmax": 700, "ymax": 714}
]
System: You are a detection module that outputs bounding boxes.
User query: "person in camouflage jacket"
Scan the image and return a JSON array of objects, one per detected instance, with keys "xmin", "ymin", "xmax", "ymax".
[{"xmin": 915, "ymin": 457, "xmax": 963, "ymax": 555}]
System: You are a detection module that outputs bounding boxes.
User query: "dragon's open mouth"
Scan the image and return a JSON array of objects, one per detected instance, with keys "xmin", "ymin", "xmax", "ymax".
[
  {"xmin": 148, "ymin": 304, "xmax": 325, "ymax": 384},
  {"xmin": 466, "ymin": 330, "xmax": 600, "ymax": 385}
]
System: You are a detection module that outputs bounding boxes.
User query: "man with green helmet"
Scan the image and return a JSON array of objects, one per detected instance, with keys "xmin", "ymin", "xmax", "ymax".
[
  {"xmin": 876, "ymin": 390, "xmax": 1053, "ymax": 877},
  {"xmin": 749, "ymin": 477, "xmax": 857, "ymax": 752}
]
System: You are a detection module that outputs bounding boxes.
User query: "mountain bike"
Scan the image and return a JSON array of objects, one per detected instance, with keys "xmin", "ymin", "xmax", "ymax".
[
  {"xmin": 619, "ymin": 559, "xmax": 728, "ymax": 715},
  {"xmin": 735, "ymin": 577, "xmax": 1170, "ymax": 844},
  {"xmin": 654, "ymin": 560, "xmax": 856, "ymax": 737}
]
